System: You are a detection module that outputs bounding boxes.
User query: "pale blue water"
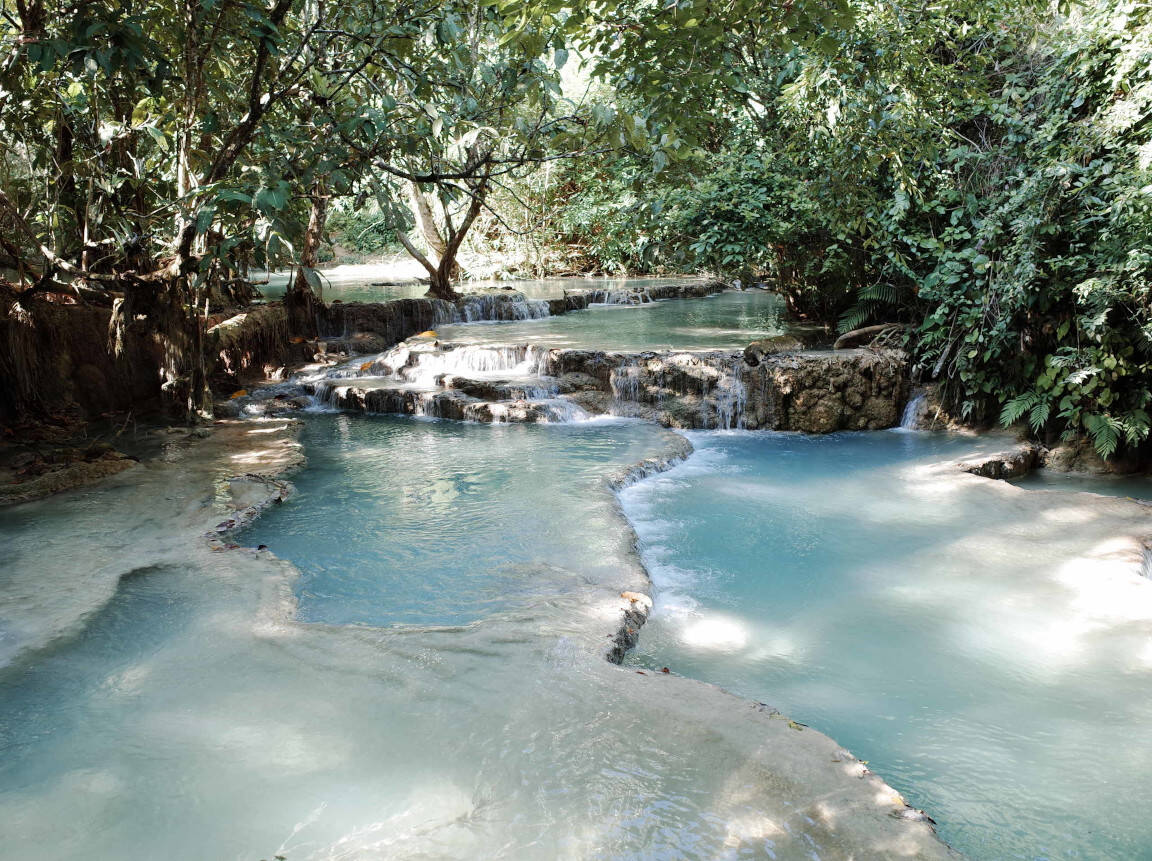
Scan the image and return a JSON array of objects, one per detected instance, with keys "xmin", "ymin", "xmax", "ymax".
[
  {"xmin": 621, "ymin": 430, "xmax": 1152, "ymax": 860},
  {"xmin": 6, "ymin": 281, "xmax": 1152, "ymax": 861},
  {"xmin": 1011, "ymin": 469, "xmax": 1152, "ymax": 501},
  {"xmin": 435, "ymin": 290, "xmax": 789, "ymax": 352},
  {"xmin": 7, "ymin": 416, "xmax": 900, "ymax": 860},
  {"xmin": 244, "ymin": 414, "xmax": 671, "ymax": 626}
]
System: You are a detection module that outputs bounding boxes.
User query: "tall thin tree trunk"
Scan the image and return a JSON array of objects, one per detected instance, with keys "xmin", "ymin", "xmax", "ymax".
[{"xmin": 287, "ymin": 182, "xmax": 328, "ymax": 334}]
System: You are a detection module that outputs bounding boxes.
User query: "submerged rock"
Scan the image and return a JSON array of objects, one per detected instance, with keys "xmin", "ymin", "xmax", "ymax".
[{"xmin": 1, "ymin": 451, "xmax": 136, "ymax": 506}]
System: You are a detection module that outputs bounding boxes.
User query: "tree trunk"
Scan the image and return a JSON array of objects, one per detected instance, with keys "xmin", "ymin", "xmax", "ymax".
[
  {"xmin": 406, "ymin": 182, "xmax": 460, "ymax": 280},
  {"xmin": 286, "ymin": 183, "xmax": 328, "ymax": 335},
  {"xmin": 425, "ymin": 268, "xmax": 458, "ymax": 301}
]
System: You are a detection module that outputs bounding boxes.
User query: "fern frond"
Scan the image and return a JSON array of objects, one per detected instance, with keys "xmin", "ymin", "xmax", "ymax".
[
  {"xmin": 1028, "ymin": 400, "xmax": 1051, "ymax": 432},
  {"xmin": 1000, "ymin": 391, "xmax": 1038, "ymax": 426},
  {"xmin": 1084, "ymin": 413, "xmax": 1121, "ymax": 459}
]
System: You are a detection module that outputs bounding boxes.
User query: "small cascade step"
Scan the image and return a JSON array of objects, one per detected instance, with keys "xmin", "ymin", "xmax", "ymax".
[
  {"xmin": 587, "ymin": 286, "xmax": 654, "ymax": 305},
  {"xmin": 439, "ymin": 375, "xmax": 560, "ymax": 401},
  {"xmin": 294, "ymin": 329, "xmax": 907, "ymax": 432}
]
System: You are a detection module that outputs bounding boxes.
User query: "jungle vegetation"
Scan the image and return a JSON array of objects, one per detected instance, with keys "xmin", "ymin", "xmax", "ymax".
[{"xmin": 2, "ymin": 0, "xmax": 1150, "ymax": 456}]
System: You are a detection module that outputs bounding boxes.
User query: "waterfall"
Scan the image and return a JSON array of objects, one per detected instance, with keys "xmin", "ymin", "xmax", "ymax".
[
  {"xmin": 536, "ymin": 399, "xmax": 591, "ymax": 423},
  {"xmin": 610, "ymin": 357, "xmax": 642, "ymax": 403},
  {"xmin": 457, "ymin": 293, "xmax": 550, "ymax": 322},
  {"xmin": 588, "ymin": 287, "xmax": 653, "ymax": 306},
  {"xmin": 712, "ymin": 358, "xmax": 747, "ymax": 430},
  {"xmin": 900, "ymin": 389, "xmax": 929, "ymax": 430}
]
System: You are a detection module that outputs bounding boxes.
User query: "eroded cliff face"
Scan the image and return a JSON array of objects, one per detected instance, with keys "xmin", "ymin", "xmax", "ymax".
[{"xmin": 0, "ymin": 301, "xmax": 164, "ymax": 427}]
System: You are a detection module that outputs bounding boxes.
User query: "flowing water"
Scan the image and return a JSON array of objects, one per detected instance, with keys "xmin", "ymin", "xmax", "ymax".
[
  {"xmin": 620, "ymin": 430, "xmax": 1152, "ymax": 860},
  {"xmin": 434, "ymin": 290, "xmax": 788, "ymax": 352},
  {"xmin": 0, "ymin": 417, "xmax": 943, "ymax": 860},
  {"xmin": 4, "ymin": 284, "xmax": 1152, "ymax": 860}
]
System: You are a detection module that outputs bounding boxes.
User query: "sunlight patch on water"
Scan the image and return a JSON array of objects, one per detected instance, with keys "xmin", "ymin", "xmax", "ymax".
[
  {"xmin": 680, "ymin": 615, "xmax": 750, "ymax": 652},
  {"xmin": 620, "ymin": 429, "xmax": 1152, "ymax": 859}
]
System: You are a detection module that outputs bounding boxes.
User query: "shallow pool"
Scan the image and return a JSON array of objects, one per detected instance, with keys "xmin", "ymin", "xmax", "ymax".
[
  {"xmin": 243, "ymin": 415, "xmax": 672, "ymax": 626},
  {"xmin": 621, "ymin": 430, "xmax": 1152, "ymax": 860},
  {"xmin": 434, "ymin": 290, "xmax": 789, "ymax": 352},
  {"xmin": 1010, "ymin": 468, "xmax": 1152, "ymax": 501},
  {"xmin": 2, "ymin": 417, "xmax": 941, "ymax": 860}
]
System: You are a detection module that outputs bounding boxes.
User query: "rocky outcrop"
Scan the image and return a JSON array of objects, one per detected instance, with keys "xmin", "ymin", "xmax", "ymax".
[
  {"xmin": 546, "ymin": 347, "xmax": 906, "ymax": 432},
  {"xmin": 607, "ymin": 591, "xmax": 653, "ymax": 664},
  {"xmin": 311, "ymin": 338, "xmax": 908, "ymax": 433},
  {"xmin": 743, "ymin": 335, "xmax": 805, "ymax": 364},
  {"xmin": 957, "ymin": 443, "xmax": 1040, "ymax": 479},
  {"xmin": 1, "ymin": 444, "xmax": 137, "ymax": 506},
  {"xmin": 1042, "ymin": 436, "xmax": 1143, "ymax": 475}
]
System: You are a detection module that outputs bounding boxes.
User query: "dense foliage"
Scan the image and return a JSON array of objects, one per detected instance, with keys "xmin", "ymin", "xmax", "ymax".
[
  {"xmin": 3, "ymin": 0, "xmax": 1151, "ymax": 455},
  {"xmin": 552, "ymin": 0, "xmax": 1152, "ymax": 457}
]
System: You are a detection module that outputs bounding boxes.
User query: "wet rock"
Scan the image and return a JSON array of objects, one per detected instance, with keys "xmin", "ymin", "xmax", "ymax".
[
  {"xmin": 606, "ymin": 595, "xmax": 653, "ymax": 664},
  {"xmin": 547, "ymin": 292, "xmax": 591, "ymax": 315},
  {"xmin": 789, "ymin": 392, "xmax": 843, "ymax": 434},
  {"xmin": 9, "ymin": 451, "xmax": 41, "ymax": 470},
  {"xmin": 960, "ymin": 445, "xmax": 1039, "ymax": 479},
  {"xmin": 1, "ymin": 456, "xmax": 136, "ymax": 506},
  {"xmin": 464, "ymin": 400, "xmax": 550, "ymax": 424},
  {"xmin": 1044, "ymin": 436, "xmax": 1139, "ymax": 475},
  {"xmin": 556, "ymin": 372, "xmax": 603, "ymax": 393},
  {"xmin": 563, "ymin": 389, "xmax": 613, "ymax": 416},
  {"xmin": 317, "ymin": 336, "xmax": 907, "ymax": 434},
  {"xmin": 440, "ymin": 376, "xmax": 556, "ymax": 401},
  {"xmin": 84, "ymin": 441, "xmax": 117, "ymax": 460},
  {"xmin": 743, "ymin": 335, "xmax": 804, "ymax": 366}
]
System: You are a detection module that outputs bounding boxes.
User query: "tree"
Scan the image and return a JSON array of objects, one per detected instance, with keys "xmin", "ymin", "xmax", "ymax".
[{"xmin": 314, "ymin": 2, "xmax": 614, "ymax": 300}]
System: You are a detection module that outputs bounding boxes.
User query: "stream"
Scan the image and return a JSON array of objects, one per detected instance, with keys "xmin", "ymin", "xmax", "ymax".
[{"xmin": 2, "ymin": 284, "xmax": 1151, "ymax": 860}]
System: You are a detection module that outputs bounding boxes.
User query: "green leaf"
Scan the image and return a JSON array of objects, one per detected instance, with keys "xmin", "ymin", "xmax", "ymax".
[{"xmin": 144, "ymin": 126, "xmax": 169, "ymax": 152}]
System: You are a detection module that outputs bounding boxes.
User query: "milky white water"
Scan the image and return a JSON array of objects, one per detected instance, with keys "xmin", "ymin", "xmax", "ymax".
[
  {"xmin": 620, "ymin": 430, "xmax": 1152, "ymax": 860},
  {"xmin": 0, "ymin": 418, "xmax": 942, "ymax": 860}
]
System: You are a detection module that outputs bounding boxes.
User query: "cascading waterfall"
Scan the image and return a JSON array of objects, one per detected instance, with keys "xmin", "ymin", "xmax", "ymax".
[
  {"xmin": 588, "ymin": 287, "xmax": 654, "ymax": 306},
  {"xmin": 304, "ymin": 336, "xmax": 583, "ymax": 422},
  {"xmin": 610, "ymin": 357, "xmax": 643, "ymax": 403},
  {"xmin": 712, "ymin": 357, "xmax": 747, "ymax": 430},
  {"xmin": 409, "ymin": 344, "xmax": 550, "ymax": 383},
  {"xmin": 458, "ymin": 293, "xmax": 550, "ymax": 322},
  {"xmin": 900, "ymin": 389, "xmax": 929, "ymax": 429}
]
